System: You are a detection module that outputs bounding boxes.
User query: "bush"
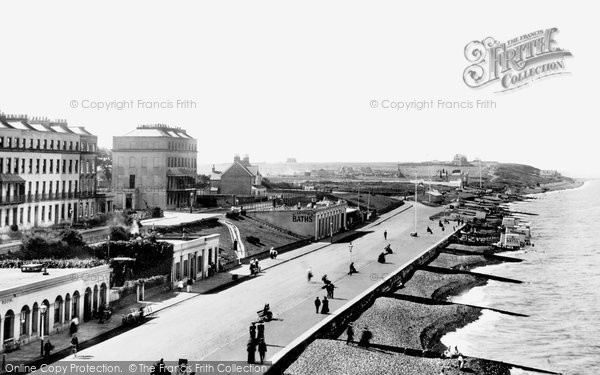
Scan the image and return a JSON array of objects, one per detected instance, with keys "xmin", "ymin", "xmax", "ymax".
[
  {"xmin": 10, "ymin": 224, "xmax": 18, "ymax": 232},
  {"xmin": 109, "ymin": 226, "xmax": 131, "ymax": 241},
  {"xmin": 98, "ymin": 239, "xmax": 174, "ymax": 285},
  {"xmin": 20, "ymin": 229, "xmax": 92, "ymax": 260}
]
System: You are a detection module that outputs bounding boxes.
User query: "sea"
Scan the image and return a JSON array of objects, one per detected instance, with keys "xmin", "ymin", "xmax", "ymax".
[{"xmin": 441, "ymin": 180, "xmax": 600, "ymax": 375}]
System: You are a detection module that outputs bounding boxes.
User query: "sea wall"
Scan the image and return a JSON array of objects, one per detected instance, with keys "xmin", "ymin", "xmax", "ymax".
[{"xmin": 266, "ymin": 231, "xmax": 458, "ymax": 374}]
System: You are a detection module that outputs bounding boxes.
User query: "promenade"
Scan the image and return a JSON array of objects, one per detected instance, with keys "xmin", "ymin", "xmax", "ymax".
[{"xmin": 60, "ymin": 203, "xmax": 452, "ymax": 363}]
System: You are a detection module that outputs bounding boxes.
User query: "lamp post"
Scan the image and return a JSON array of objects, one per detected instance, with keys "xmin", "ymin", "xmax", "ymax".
[
  {"xmin": 348, "ymin": 242, "xmax": 353, "ymax": 263},
  {"xmin": 107, "ymin": 235, "xmax": 111, "ymax": 260},
  {"xmin": 330, "ymin": 222, "xmax": 333, "ymax": 244},
  {"xmin": 189, "ymin": 192, "xmax": 193, "ymax": 214},
  {"xmin": 40, "ymin": 304, "xmax": 47, "ymax": 356}
]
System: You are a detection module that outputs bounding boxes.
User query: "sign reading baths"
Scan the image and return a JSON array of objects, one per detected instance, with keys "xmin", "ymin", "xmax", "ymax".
[
  {"xmin": 463, "ymin": 28, "xmax": 573, "ymax": 92},
  {"xmin": 292, "ymin": 213, "xmax": 314, "ymax": 223}
]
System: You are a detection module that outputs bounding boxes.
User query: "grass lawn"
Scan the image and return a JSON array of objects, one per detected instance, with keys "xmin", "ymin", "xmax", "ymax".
[{"xmin": 225, "ymin": 215, "xmax": 300, "ymax": 257}]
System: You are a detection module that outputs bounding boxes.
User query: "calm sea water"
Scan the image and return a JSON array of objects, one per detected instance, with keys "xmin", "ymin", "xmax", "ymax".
[{"xmin": 442, "ymin": 180, "xmax": 600, "ymax": 375}]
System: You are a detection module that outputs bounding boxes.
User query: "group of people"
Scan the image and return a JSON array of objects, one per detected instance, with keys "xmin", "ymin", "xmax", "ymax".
[
  {"xmin": 248, "ymin": 322, "xmax": 268, "ymax": 363},
  {"xmin": 321, "ymin": 275, "xmax": 336, "ymax": 298},
  {"xmin": 442, "ymin": 345, "xmax": 466, "ymax": 370},
  {"xmin": 314, "ymin": 296, "xmax": 329, "ymax": 314},
  {"xmin": 97, "ymin": 303, "xmax": 112, "ymax": 323},
  {"xmin": 269, "ymin": 247, "xmax": 278, "ymax": 259},
  {"xmin": 250, "ymin": 259, "xmax": 261, "ymax": 275},
  {"xmin": 176, "ymin": 279, "xmax": 194, "ymax": 292}
]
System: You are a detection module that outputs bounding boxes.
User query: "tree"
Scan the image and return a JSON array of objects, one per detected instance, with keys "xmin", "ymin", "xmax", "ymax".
[
  {"xmin": 97, "ymin": 148, "xmax": 112, "ymax": 182},
  {"xmin": 109, "ymin": 226, "xmax": 131, "ymax": 241}
]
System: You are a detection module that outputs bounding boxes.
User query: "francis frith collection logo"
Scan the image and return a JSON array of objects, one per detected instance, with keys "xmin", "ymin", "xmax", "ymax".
[{"xmin": 463, "ymin": 28, "xmax": 572, "ymax": 92}]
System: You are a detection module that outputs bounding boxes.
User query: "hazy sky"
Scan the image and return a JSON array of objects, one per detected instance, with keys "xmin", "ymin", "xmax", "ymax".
[{"xmin": 1, "ymin": 1, "xmax": 598, "ymax": 178}]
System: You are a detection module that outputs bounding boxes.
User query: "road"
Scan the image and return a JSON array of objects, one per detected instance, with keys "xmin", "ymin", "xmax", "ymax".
[{"xmin": 66, "ymin": 203, "xmax": 451, "ymax": 362}]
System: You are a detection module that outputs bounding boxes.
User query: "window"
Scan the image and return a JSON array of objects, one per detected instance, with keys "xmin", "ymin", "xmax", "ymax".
[
  {"xmin": 36, "ymin": 159, "xmax": 40, "ymax": 173},
  {"xmin": 49, "ymin": 159, "xmax": 53, "ymax": 173},
  {"xmin": 27, "ymin": 207, "xmax": 31, "ymax": 223},
  {"xmin": 69, "ymin": 141, "xmax": 73, "ymax": 150},
  {"xmin": 21, "ymin": 158, "xmax": 25, "ymax": 173},
  {"xmin": 7, "ymin": 158, "xmax": 11, "ymax": 173},
  {"xmin": 74, "ymin": 160, "xmax": 78, "ymax": 173},
  {"xmin": 129, "ymin": 174, "xmax": 135, "ymax": 189},
  {"xmin": 48, "ymin": 205, "xmax": 52, "ymax": 221},
  {"xmin": 62, "ymin": 159, "xmax": 66, "ymax": 173},
  {"xmin": 69, "ymin": 160, "xmax": 73, "ymax": 173},
  {"xmin": 41, "ymin": 206, "xmax": 45, "ymax": 221},
  {"xmin": 0, "ymin": 158, "xmax": 2, "ymax": 173},
  {"xmin": 19, "ymin": 208, "xmax": 23, "ymax": 225},
  {"xmin": 141, "ymin": 157, "xmax": 148, "ymax": 167},
  {"xmin": 50, "ymin": 140, "xmax": 54, "ymax": 150},
  {"xmin": 13, "ymin": 158, "xmax": 18, "ymax": 173},
  {"xmin": 42, "ymin": 159, "xmax": 46, "ymax": 173},
  {"xmin": 20, "ymin": 307, "xmax": 30, "ymax": 336},
  {"xmin": 129, "ymin": 157, "xmax": 135, "ymax": 167},
  {"xmin": 0, "ymin": 137, "xmax": 3, "ymax": 148},
  {"xmin": 29, "ymin": 139, "xmax": 33, "ymax": 149},
  {"xmin": 54, "ymin": 297, "xmax": 63, "ymax": 324},
  {"xmin": 56, "ymin": 159, "xmax": 60, "ymax": 173},
  {"xmin": 36, "ymin": 139, "xmax": 40, "ymax": 149},
  {"xmin": 43, "ymin": 139, "xmax": 47, "ymax": 149},
  {"xmin": 29, "ymin": 159, "xmax": 32, "ymax": 173}
]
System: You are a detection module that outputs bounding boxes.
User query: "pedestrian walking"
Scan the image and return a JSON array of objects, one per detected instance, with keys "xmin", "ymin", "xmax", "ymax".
[
  {"xmin": 70, "ymin": 334, "xmax": 79, "ymax": 358},
  {"xmin": 314, "ymin": 297, "xmax": 321, "ymax": 313},
  {"xmin": 258, "ymin": 338, "xmax": 267, "ymax": 364},
  {"xmin": 177, "ymin": 280, "xmax": 184, "ymax": 292},
  {"xmin": 257, "ymin": 322, "xmax": 265, "ymax": 341},
  {"xmin": 247, "ymin": 339, "xmax": 256, "ymax": 364},
  {"xmin": 326, "ymin": 283, "xmax": 335, "ymax": 299},
  {"xmin": 346, "ymin": 324, "xmax": 354, "ymax": 344},
  {"xmin": 186, "ymin": 278, "xmax": 193, "ymax": 292},
  {"xmin": 44, "ymin": 340, "xmax": 53, "ymax": 357},
  {"xmin": 384, "ymin": 230, "xmax": 387, "ymax": 240},
  {"xmin": 249, "ymin": 322, "xmax": 256, "ymax": 342},
  {"xmin": 321, "ymin": 296, "xmax": 330, "ymax": 314},
  {"xmin": 358, "ymin": 326, "xmax": 372, "ymax": 347},
  {"xmin": 307, "ymin": 267, "xmax": 313, "ymax": 282}
]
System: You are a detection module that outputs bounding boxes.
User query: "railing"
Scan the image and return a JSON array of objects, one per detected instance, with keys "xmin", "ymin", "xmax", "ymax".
[{"xmin": 0, "ymin": 195, "xmax": 25, "ymax": 205}]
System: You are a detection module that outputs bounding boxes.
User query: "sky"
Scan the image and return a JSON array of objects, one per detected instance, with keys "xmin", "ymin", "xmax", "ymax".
[{"xmin": 0, "ymin": 1, "xmax": 598, "ymax": 178}]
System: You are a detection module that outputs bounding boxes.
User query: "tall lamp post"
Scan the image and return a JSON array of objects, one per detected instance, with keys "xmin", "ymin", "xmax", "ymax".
[
  {"xmin": 189, "ymin": 192, "xmax": 194, "ymax": 214},
  {"xmin": 40, "ymin": 304, "xmax": 47, "ymax": 356},
  {"xmin": 330, "ymin": 222, "xmax": 333, "ymax": 244},
  {"xmin": 107, "ymin": 235, "xmax": 111, "ymax": 260},
  {"xmin": 348, "ymin": 242, "xmax": 353, "ymax": 263}
]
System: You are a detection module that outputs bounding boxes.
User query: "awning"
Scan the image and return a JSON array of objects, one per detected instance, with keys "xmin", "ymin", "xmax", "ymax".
[{"xmin": 0, "ymin": 174, "xmax": 26, "ymax": 183}]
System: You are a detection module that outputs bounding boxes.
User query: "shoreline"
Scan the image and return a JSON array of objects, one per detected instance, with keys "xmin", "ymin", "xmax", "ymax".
[
  {"xmin": 521, "ymin": 178, "xmax": 585, "ymax": 195},
  {"xmin": 283, "ymin": 191, "xmax": 560, "ymax": 375}
]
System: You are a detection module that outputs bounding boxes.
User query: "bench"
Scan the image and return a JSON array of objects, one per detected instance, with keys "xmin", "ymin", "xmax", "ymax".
[{"xmin": 3, "ymin": 338, "xmax": 20, "ymax": 352}]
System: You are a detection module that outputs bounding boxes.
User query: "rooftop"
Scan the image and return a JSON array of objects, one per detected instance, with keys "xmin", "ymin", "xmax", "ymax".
[
  {"xmin": 0, "ymin": 268, "xmax": 86, "ymax": 292},
  {"xmin": 0, "ymin": 114, "xmax": 95, "ymax": 136},
  {"xmin": 119, "ymin": 124, "xmax": 194, "ymax": 139}
]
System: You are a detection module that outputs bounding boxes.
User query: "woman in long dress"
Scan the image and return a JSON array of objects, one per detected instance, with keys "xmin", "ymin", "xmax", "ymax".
[{"xmin": 321, "ymin": 296, "xmax": 330, "ymax": 314}]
